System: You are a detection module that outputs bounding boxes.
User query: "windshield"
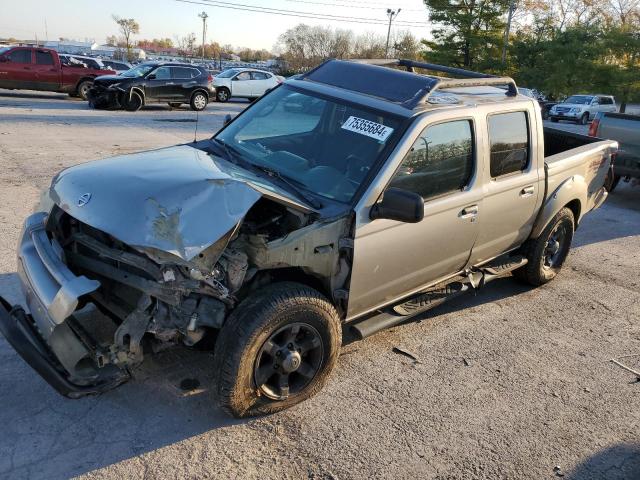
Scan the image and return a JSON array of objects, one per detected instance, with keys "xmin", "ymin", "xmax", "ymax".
[
  {"xmin": 216, "ymin": 69, "xmax": 239, "ymax": 78},
  {"xmin": 121, "ymin": 64, "xmax": 155, "ymax": 78},
  {"xmin": 565, "ymin": 95, "xmax": 593, "ymax": 105},
  {"xmin": 214, "ymin": 86, "xmax": 402, "ymax": 204}
]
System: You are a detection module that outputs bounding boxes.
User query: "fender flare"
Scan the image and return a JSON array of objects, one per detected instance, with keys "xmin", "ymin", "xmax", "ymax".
[
  {"xmin": 529, "ymin": 175, "xmax": 587, "ymax": 238},
  {"xmin": 128, "ymin": 86, "xmax": 146, "ymax": 104}
]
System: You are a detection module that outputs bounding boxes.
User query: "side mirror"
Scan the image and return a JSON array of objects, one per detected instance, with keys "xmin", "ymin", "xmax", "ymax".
[
  {"xmin": 370, "ymin": 188, "xmax": 424, "ymax": 223},
  {"xmin": 147, "ymin": 73, "xmax": 156, "ymax": 80},
  {"xmin": 223, "ymin": 113, "xmax": 233, "ymax": 126}
]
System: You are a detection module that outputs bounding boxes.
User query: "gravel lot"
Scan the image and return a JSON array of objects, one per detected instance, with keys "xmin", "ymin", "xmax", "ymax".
[{"xmin": 0, "ymin": 90, "xmax": 638, "ymax": 480}]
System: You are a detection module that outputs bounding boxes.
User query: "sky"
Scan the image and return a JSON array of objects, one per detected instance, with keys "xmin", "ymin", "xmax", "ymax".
[{"xmin": 0, "ymin": 0, "xmax": 431, "ymax": 51}]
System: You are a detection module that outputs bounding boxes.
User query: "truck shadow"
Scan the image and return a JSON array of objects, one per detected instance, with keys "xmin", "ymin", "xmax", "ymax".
[
  {"xmin": 0, "ymin": 272, "xmax": 246, "ymax": 479},
  {"xmin": 565, "ymin": 443, "xmax": 640, "ymax": 479},
  {"xmin": 572, "ymin": 182, "xmax": 640, "ymax": 248}
]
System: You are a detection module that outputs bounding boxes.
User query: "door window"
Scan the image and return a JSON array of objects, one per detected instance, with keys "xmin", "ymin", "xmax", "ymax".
[
  {"xmin": 234, "ymin": 71, "xmax": 251, "ymax": 81},
  {"xmin": 152, "ymin": 66, "xmax": 171, "ymax": 80},
  {"xmin": 389, "ymin": 120, "xmax": 474, "ymax": 200},
  {"xmin": 488, "ymin": 112, "xmax": 529, "ymax": 178},
  {"xmin": 251, "ymin": 71, "xmax": 269, "ymax": 80},
  {"xmin": 8, "ymin": 49, "xmax": 31, "ymax": 63},
  {"xmin": 35, "ymin": 51, "xmax": 54, "ymax": 65}
]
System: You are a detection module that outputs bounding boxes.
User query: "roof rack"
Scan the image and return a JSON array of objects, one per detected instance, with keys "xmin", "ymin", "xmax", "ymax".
[{"xmin": 348, "ymin": 58, "xmax": 518, "ymax": 107}]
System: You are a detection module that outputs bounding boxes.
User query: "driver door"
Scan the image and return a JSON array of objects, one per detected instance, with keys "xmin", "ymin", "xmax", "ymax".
[
  {"xmin": 347, "ymin": 116, "xmax": 482, "ymax": 319},
  {"xmin": 231, "ymin": 71, "xmax": 252, "ymax": 97},
  {"xmin": 145, "ymin": 66, "xmax": 173, "ymax": 101}
]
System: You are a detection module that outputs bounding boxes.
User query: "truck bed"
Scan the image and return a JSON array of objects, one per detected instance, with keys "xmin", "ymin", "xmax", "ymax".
[{"xmin": 541, "ymin": 127, "xmax": 617, "ymax": 223}]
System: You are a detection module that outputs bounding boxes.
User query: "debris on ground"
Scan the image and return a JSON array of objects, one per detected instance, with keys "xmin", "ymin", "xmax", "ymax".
[
  {"xmin": 554, "ymin": 465, "xmax": 565, "ymax": 477},
  {"xmin": 392, "ymin": 347, "xmax": 420, "ymax": 363},
  {"xmin": 609, "ymin": 356, "xmax": 640, "ymax": 381}
]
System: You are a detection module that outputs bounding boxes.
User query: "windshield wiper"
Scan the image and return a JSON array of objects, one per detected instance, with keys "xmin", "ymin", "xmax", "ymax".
[
  {"xmin": 211, "ymin": 138, "xmax": 243, "ymax": 163},
  {"xmin": 250, "ymin": 164, "xmax": 323, "ymax": 209}
]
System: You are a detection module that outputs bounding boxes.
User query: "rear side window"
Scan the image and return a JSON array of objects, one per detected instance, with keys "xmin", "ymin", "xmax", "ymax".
[
  {"xmin": 389, "ymin": 120, "xmax": 474, "ymax": 200},
  {"xmin": 488, "ymin": 112, "xmax": 529, "ymax": 178},
  {"xmin": 35, "ymin": 51, "xmax": 53, "ymax": 65},
  {"xmin": 599, "ymin": 97, "xmax": 613, "ymax": 105},
  {"xmin": 8, "ymin": 49, "xmax": 31, "ymax": 64},
  {"xmin": 251, "ymin": 71, "xmax": 269, "ymax": 80},
  {"xmin": 172, "ymin": 67, "xmax": 199, "ymax": 79}
]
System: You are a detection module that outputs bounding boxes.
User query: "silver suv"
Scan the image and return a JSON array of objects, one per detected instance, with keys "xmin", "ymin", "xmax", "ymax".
[{"xmin": 549, "ymin": 94, "xmax": 617, "ymax": 124}]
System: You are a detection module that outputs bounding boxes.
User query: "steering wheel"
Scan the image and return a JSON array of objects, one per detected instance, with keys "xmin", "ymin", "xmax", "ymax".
[{"xmin": 345, "ymin": 154, "xmax": 370, "ymax": 182}]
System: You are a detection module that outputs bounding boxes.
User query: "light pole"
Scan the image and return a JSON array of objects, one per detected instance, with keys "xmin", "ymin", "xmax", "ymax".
[
  {"xmin": 385, "ymin": 8, "xmax": 401, "ymax": 58},
  {"xmin": 198, "ymin": 11, "xmax": 208, "ymax": 61}
]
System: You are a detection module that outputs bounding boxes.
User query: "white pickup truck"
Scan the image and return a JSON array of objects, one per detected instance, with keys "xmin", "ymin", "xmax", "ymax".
[{"xmin": 0, "ymin": 59, "xmax": 618, "ymax": 417}]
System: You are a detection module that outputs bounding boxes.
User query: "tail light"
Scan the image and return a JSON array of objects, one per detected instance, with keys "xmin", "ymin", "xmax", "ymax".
[{"xmin": 588, "ymin": 117, "xmax": 599, "ymax": 137}]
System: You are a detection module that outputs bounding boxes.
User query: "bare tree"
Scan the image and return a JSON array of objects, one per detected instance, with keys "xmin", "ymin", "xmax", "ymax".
[{"xmin": 112, "ymin": 15, "xmax": 140, "ymax": 61}]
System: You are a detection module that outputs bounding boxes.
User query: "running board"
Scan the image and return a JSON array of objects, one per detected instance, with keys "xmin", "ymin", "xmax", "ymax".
[{"xmin": 350, "ymin": 255, "xmax": 527, "ymax": 339}]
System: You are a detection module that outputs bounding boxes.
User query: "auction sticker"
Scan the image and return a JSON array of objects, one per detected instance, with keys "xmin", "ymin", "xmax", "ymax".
[{"xmin": 341, "ymin": 116, "xmax": 394, "ymax": 142}]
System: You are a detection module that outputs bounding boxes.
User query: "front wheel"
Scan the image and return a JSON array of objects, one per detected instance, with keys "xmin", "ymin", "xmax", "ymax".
[
  {"xmin": 580, "ymin": 113, "xmax": 589, "ymax": 125},
  {"xmin": 123, "ymin": 91, "xmax": 143, "ymax": 112},
  {"xmin": 514, "ymin": 208, "xmax": 575, "ymax": 286},
  {"xmin": 213, "ymin": 282, "xmax": 342, "ymax": 418}
]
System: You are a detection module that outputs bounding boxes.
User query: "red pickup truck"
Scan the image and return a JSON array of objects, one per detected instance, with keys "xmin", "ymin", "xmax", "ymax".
[{"xmin": 0, "ymin": 46, "xmax": 115, "ymax": 100}]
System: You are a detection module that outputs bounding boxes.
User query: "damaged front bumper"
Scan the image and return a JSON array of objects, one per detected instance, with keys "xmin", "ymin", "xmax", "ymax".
[
  {"xmin": 0, "ymin": 213, "xmax": 128, "ymax": 397},
  {"xmin": 87, "ymin": 85, "xmax": 122, "ymax": 109}
]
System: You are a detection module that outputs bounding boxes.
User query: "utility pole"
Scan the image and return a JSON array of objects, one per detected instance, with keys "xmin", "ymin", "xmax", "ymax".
[
  {"xmin": 198, "ymin": 11, "xmax": 208, "ymax": 61},
  {"xmin": 385, "ymin": 8, "xmax": 401, "ymax": 58},
  {"xmin": 501, "ymin": 0, "xmax": 516, "ymax": 64}
]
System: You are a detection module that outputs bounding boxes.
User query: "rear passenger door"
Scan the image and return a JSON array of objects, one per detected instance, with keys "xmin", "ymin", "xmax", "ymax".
[
  {"xmin": 32, "ymin": 50, "xmax": 59, "ymax": 91},
  {"xmin": 470, "ymin": 110, "xmax": 540, "ymax": 265},
  {"xmin": 348, "ymin": 118, "xmax": 482, "ymax": 317},
  {"xmin": 171, "ymin": 66, "xmax": 199, "ymax": 101}
]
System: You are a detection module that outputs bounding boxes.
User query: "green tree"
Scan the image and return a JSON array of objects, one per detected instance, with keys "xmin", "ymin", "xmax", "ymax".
[
  {"xmin": 112, "ymin": 15, "xmax": 140, "ymax": 61},
  {"xmin": 422, "ymin": 0, "xmax": 511, "ymax": 68}
]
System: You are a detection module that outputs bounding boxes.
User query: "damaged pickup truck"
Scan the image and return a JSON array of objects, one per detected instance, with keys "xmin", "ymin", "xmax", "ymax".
[{"xmin": 0, "ymin": 59, "xmax": 617, "ymax": 417}]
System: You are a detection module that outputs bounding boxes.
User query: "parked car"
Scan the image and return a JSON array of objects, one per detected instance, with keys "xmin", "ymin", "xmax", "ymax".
[
  {"xmin": 0, "ymin": 59, "xmax": 616, "ymax": 418},
  {"xmin": 101, "ymin": 59, "xmax": 133, "ymax": 74},
  {"xmin": 58, "ymin": 54, "xmax": 110, "ymax": 72},
  {"xmin": 518, "ymin": 87, "xmax": 551, "ymax": 119},
  {"xmin": 87, "ymin": 62, "xmax": 214, "ymax": 111},
  {"xmin": 549, "ymin": 94, "xmax": 617, "ymax": 124},
  {"xmin": 0, "ymin": 46, "xmax": 115, "ymax": 99},
  {"xmin": 590, "ymin": 111, "xmax": 640, "ymax": 191},
  {"xmin": 213, "ymin": 67, "xmax": 281, "ymax": 102}
]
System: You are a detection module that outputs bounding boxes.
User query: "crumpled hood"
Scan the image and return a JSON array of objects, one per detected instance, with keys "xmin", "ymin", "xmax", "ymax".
[
  {"xmin": 93, "ymin": 75, "xmax": 125, "ymax": 86},
  {"xmin": 50, "ymin": 145, "xmax": 282, "ymax": 262}
]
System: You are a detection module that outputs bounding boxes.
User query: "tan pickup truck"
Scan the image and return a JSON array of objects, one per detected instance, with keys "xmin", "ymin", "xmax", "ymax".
[{"xmin": 0, "ymin": 59, "xmax": 617, "ymax": 417}]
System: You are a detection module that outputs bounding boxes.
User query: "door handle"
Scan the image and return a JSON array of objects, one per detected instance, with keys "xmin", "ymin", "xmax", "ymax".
[
  {"xmin": 460, "ymin": 205, "xmax": 479, "ymax": 218},
  {"xmin": 520, "ymin": 186, "xmax": 535, "ymax": 197},
  {"xmin": 166, "ymin": 82, "xmax": 175, "ymax": 85}
]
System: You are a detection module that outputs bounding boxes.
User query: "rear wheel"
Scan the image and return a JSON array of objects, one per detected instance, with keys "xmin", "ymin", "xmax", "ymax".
[
  {"xmin": 514, "ymin": 208, "xmax": 575, "ymax": 286},
  {"xmin": 216, "ymin": 87, "xmax": 230, "ymax": 103},
  {"xmin": 190, "ymin": 92, "xmax": 208, "ymax": 111},
  {"xmin": 123, "ymin": 91, "xmax": 143, "ymax": 112},
  {"xmin": 213, "ymin": 282, "xmax": 341, "ymax": 418},
  {"xmin": 76, "ymin": 80, "xmax": 93, "ymax": 101}
]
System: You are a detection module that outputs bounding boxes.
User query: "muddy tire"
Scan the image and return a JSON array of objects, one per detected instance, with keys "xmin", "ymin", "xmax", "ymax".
[
  {"xmin": 190, "ymin": 91, "xmax": 208, "ymax": 111},
  {"xmin": 123, "ymin": 91, "xmax": 143, "ymax": 112},
  {"xmin": 213, "ymin": 282, "xmax": 341, "ymax": 418},
  {"xmin": 514, "ymin": 208, "xmax": 575, "ymax": 286},
  {"xmin": 216, "ymin": 87, "xmax": 230, "ymax": 103},
  {"xmin": 76, "ymin": 80, "xmax": 93, "ymax": 101}
]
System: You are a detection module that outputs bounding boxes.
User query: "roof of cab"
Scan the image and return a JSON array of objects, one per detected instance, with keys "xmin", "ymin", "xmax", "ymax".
[{"xmin": 296, "ymin": 59, "xmax": 525, "ymax": 112}]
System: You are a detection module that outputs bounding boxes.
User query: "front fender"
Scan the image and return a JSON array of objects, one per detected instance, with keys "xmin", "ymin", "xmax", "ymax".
[{"xmin": 530, "ymin": 175, "xmax": 587, "ymax": 238}]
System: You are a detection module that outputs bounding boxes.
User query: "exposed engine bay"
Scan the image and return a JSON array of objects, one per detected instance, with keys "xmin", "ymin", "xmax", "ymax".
[{"xmin": 45, "ymin": 193, "xmax": 351, "ymax": 387}]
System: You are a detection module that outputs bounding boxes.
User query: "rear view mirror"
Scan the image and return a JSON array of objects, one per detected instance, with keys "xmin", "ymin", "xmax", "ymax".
[{"xmin": 370, "ymin": 188, "xmax": 424, "ymax": 223}]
